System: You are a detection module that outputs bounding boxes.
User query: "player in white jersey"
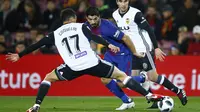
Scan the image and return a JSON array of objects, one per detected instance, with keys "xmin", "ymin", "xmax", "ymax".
[
  {"xmin": 111, "ymin": 0, "xmax": 188, "ymax": 110},
  {"xmin": 6, "ymin": 8, "xmax": 164, "ymax": 112}
]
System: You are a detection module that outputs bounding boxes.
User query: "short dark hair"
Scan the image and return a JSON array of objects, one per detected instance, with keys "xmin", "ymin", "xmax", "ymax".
[
  {"xmin": 86, "ymin": 7, "xmax": 100, "ymax": 17},
  {"xmin": 116, "ymin": 0, "xmax": 130, "ymax": 2},
  {"xmin": 60, "ymin": 8, "xmax": 76, "ymax": 22}
]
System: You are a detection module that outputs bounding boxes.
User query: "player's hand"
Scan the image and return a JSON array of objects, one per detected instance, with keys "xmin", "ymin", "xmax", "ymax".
[
  {"xmin": 6, "ymin": 53, "xmax": 20, "ymax": 62},
  {"xmin": 155, "ymin": 48, "xmax": 166, "ymax": 61},
  {"xmin": 108, "ymin": 44, "xmax": 120, "ymax": 53},
  {"xmin": 133, "ymin": 52, "xmax": 145, "ymax": 58}
]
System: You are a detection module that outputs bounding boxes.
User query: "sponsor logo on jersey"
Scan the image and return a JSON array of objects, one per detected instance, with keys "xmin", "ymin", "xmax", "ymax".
[
  {"xmin": 142, "ymin": 62, "xmax": 148, "ymax": 70},
  {"xmin": 126, "ymin": 18, "xmax": 130, "ymax": 24},
  {"xmin": 75, "ymin": 51, "xmax": 87, "ymax": 59},
  {"xmin": 119, "ymin": 26, "xmax": 130, "ymax": 30}
]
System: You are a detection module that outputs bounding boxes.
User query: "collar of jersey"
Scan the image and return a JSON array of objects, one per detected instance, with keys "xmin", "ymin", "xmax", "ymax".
[{"xmin": 118, "ymin": 6, "xmax": 130, "ymax": 18}]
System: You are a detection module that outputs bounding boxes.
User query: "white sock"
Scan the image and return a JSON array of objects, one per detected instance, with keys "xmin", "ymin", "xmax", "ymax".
[
  {"xmin": 142, "ymin": 80, "xmax": 151, "ymax": 91},
  {"xmin": 145, "ymin": 92, "xmax": 152, "ymax": 97},
  {"xmin": 176, "ymin": 89, "xmax": 180, "ymax": 94},
  {"xmin": 42, "ymin": 80, "xmax": 51, "ymax": 86},
  {"xmin": 122, "ymin": 76, "xmax": 131, "ymax": 85},
  {"xmin": 33, "ymin": 104, "xmax": 40, "ymax": 107}
]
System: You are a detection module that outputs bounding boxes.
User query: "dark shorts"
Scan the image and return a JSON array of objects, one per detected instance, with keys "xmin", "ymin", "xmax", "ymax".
[
  {"xmin": 132, "ymin": 51, "xmax": 155, "ymax": 71},
  {"xmin": 55, "ymin": 59, "xmax": 114, "ymax": 81},
  {"xmin": 104, "ymin": 52, "xmax": 132, "ymax": 76}
]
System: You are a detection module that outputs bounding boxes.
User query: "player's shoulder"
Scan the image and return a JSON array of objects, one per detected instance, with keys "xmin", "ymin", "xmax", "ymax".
[
  {"xmin": 84, "ymin": 21, "xmax": 89, "ymax": 26},
  {"xmin": 83, "ymin": 22, "xmax": 91, "ymax": 28},
  {"xmin": 112, "ymin": 9, "xmax": 119, "ymax": 17},
  {"xmin": 102, "ymin": 19, "xmax": 112, "ymax": 24},
  {"xmin": 101, "ymin": 19, "xmax": 115, "ymax": 27},
  {"xmin": 129, "ymin": 6, "xmax": 141, "ymax": 13},
  {"xmin": 54, "ymin": 23, "xmax": 84, "ymax": 33}
]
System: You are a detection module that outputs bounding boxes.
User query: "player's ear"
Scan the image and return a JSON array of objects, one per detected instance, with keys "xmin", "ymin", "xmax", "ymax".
[{"xmin": 86, "ymin": 16, "xmax": 88, "ymax": 19}]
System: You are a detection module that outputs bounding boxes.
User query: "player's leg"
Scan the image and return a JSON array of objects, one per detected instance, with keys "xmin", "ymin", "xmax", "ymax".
[
  {"xmin": 27, "ymin": 64, "xmax": 78, "ymax": 112},
  {"xmin": 90, "ymin": 60, "xmax": 164, "ymax": 104},
  {"xmin": 131, "ymin": 55, "xmax": 147, "ymax": 83},
  {"xmin": 113, "ymin": 55, "xmax": 135, "ymax": 110},
  {"xmin": 101, "ymin": 54, "xmax": 133, "ymax": 110},
  {"xmin": 27, "ymin": 69, "xmax": 59, "ymax": 112},
  {"xmin": 89, "ymin": 59, "xmax": 164, "ymax": 105},
  {"xmin": 131, "ymin": 70, "xmax": 150, "ymax": 90},
  {"xmin": 110, "ymin": 66, "xmax": 164, "ymax": 102},
  {"xmin": 101, "ymin": 78, "xmax": 132, "ymax": 102},
  {"xmin": 148, "ymin": 69, "xmax": 187, "ymax": 105},
  {"xmin": 132, "ymin": 54, "xmax": 157, "ymax": 109},
  {"xmin": 144, "ymin": 51, "xmax": 188, "ymax": 106}
]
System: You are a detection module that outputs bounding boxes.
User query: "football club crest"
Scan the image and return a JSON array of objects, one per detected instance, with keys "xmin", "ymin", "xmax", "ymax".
[
  {"xmin": 142, "ymin": 62, "xmax": 148, "ymax": 70},
  {"xmin": 126, "ymin": 18, "xmax": 130, "ymax": 24}
]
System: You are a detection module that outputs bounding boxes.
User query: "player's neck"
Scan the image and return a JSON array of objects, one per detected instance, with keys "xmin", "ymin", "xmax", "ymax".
[
  {"xmin": 98, "ymin": 19, "xmax": 101, "ymax": 27},
  {"xmin": 119, "ymin": 6, "xmax": 130, "ymax": 17},
  {"xmin": 92, "ymin": 19, "xmax": 101, "ymax": 28}
]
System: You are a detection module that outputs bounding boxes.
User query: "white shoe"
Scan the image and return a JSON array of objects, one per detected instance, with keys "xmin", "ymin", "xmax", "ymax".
[
  {"xmin": 115, "ymin": 102, "xmax": 135, "ymax": 110},
  {"xmin": 142, "ymin": 80, "xmax": 150, "ymax": 91},
  {"xmin": 26, "ymin": 104, "xmax": 40, "ymax": 112}
]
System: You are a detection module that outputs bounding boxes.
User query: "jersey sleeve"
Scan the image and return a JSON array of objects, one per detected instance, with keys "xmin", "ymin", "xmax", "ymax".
[
  {"xmin": 134, "ymin": 12, "xmax": 158, "ymax": 48},
  {"xmin": 46, "ymin": 32, "xmax": 55, "ymax": 45},
  {"xmin": 105, "ymin": 21, "xmax": 124, "ymax": 40},
  {"xmin": 18, "ymin": 32, "xmax": 55, "ymax": 57}
]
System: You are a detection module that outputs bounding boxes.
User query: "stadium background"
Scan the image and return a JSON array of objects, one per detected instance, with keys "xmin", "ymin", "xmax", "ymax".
[{"xmin": 0, "ymin": 0, "xmax": 200, "ymax": 112}]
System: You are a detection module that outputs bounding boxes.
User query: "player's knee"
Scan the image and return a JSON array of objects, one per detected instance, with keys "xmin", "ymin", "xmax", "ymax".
[
  {"xmin": 44, "ymin": 72, "xmax": 58, "ymax": 83},
  {"xmin": 117, "ymin": 82, "xmax": 126, "ymax": 88},
  {"xmin": 131, "ymin": 70, "xmax": 140, "ymax": 76},
  {"xmin": 111, "ymin": 67, "xmax": 126, "ymax": 79},
  {"xmin": 44, "ymin": 74, "xmax": 55, "ymax": 83},
  {"xmin": 101, "ymin": 78, "xmax": 112, "ymax": 85},
  {"xmin": 113, "ymin": 72, "xmax": 126, "ymax": 82},
  {"xmin": 148, "ymin": 73, "xmax": 158, "ymax": 82}
]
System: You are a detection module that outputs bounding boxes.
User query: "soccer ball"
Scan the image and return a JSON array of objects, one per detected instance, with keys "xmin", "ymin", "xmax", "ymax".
[{"xmin": 157, "ymin": 96, "xmax": 174, "ymax": 112}]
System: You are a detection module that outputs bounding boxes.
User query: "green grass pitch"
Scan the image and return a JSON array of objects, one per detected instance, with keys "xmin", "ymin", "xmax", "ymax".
[{"xmin": 0, "ymin": 96, "xmax": 200, "ymax": 112}]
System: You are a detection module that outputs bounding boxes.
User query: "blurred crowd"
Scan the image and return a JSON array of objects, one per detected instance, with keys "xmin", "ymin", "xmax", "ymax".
[{"xmin": 0, "ymin": 0, "xmax": 200, "ymax": 56}]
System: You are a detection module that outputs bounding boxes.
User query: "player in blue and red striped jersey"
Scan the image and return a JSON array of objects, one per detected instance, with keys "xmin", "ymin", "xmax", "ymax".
[{"xmin": 85, "ymin": 7, "xmax": 147, "ymax": 110}]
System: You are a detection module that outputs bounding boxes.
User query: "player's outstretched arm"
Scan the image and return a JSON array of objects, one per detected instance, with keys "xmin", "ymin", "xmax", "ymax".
[
  {"xmin": 6, "ymin": 53, "xmax": 20, "ymax": 62},
  {"xmin": 82, "ymin": 24, "xmax": 120, "ymax": 53},
  {"xmin": 122, "ymin": 34, "xmax": 144, "ymax": 58},
  {"xmin": 6, "ymin": 35, "xmax": 54, "ymax": 62}
]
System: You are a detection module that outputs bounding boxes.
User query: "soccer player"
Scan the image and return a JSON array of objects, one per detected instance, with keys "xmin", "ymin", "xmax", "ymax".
[
  {"xmin": 85, "ymin": 7, "xmax": 147, "ymax": 110},
  {"xmin": 6, "ymin": 8, "xmax": 163, "ymax": 112},
  {"xmin": 112, "ymin": 0, "xmax": 188, "ymax": 108}
]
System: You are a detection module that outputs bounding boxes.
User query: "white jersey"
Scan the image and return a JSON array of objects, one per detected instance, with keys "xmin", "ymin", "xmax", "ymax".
[
  {"xmin": 113, "ymin": 7, "xmax": 153, "ymax": 53},
  {"xmin": 53, "ymin": 23, "xmax": 99, "ymax": 71}
]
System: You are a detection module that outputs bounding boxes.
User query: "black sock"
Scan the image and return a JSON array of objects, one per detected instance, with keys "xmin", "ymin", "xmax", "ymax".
[
  {"xmin": 124, "ymin": 77, "xmax": 149, "ymax": 96},
  {"xmin": 148, "ymin": 89, "xmax": 153, "ymax": 93},
  {"xmin": 156, "ymin": 76, "xmax": 179, "ymax": 94},
  {"xmin": 35, "ymin": 80, "xmax": 51, "ymax": 105}
]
